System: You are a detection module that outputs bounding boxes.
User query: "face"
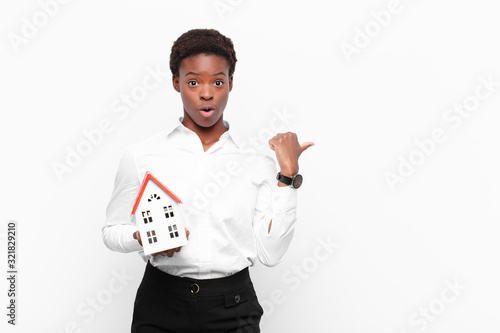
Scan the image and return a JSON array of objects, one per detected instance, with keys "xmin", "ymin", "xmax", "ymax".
[{"xmin": 173, "ymin": 54, "xmax": 233, "ymax": 131}]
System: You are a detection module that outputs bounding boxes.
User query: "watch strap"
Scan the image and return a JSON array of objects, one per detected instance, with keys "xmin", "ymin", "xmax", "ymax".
[{"xmin": 276, "ymin": 172, "xmax": 293, "ymax": 186}]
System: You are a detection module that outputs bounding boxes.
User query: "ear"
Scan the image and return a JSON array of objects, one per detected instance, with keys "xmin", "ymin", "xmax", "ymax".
[
  {"xmin": 229, "ymin": 75, "xmax": 233, "ymax": 92},
  {"xmin": 172, "ymin": 75, "xmax": 180, "ymax": 92}
]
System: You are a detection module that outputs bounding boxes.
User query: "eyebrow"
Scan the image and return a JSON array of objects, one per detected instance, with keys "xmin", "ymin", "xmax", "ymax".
[{"xmin": 185, "ymin": 72, "xmax": 226, "ymax": 77}]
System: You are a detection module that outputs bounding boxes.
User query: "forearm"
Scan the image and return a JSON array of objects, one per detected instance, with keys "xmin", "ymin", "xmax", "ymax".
[
  {"xmin": 256, "ymin": 186, "xmax": 297, "ymax": 266},
  {"xmin": 257, "ymin": 224, "xmax": 295, "ymax": 267},
  {"xmin": 102, "ymin": 224, "xmax": 142, "ymax": 253}
]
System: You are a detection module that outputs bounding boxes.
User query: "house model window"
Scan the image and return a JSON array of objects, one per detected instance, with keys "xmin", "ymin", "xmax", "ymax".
[
  {"xmin": 148, "ymin": 193, "xmax": 161, "ymax": 202},
  {"xmin": 164, "ymin": 205, "xmax": 174, "ymax": 218},
  {"xmin": 168, "ymin": 225, "xmax": 179, "ymax": 238},
  {"xmin": 146, "ymin": 230, "xmax": 158, "ymax": 244},
  {"xmin": 131, "ymin": 171, "xmax": 188, "ymax": 256},
  {"xmin": 142, "ymin": 210, "xmax": 153, "ymax": 224}
]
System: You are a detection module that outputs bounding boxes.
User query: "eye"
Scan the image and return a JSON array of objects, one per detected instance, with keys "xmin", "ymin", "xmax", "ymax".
[
  {"xmin": 214, "ymin": 80, "xmax": 224, "ymax": 87},
  {"xmin": 187, "ymin": 80, "xmax": 198, "ymax": 87}
]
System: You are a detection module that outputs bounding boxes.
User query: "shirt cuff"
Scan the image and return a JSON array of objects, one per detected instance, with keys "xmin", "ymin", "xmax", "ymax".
[
  {"xmin": 272, "ymin": 185, "xmax": 298, "ymax": 212},
  {"xmin": 124, "ymin": 226, "xmax": 144, "ymax": 252}
]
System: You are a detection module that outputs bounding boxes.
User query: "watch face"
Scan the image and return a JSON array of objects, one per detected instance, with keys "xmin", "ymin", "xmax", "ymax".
[{"xmin": 292, "ymin": 174, "xmax": 303, "ymax": 188}]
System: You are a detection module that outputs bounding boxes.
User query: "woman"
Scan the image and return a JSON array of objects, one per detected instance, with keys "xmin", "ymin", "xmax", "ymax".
[{"xmin": 102, "ymin": 28, "xmax": 313, "ymax": 332}]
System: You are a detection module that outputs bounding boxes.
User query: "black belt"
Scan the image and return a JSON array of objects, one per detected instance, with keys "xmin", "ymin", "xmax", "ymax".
[{"xmin": 143, "ymin": 261, "xmax": 251, "ymax": 297}]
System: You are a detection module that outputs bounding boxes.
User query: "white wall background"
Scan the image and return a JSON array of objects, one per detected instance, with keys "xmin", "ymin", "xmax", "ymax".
[{"xmin": 1, "ymin": 0, "xmax": 499, "ymax": 332}]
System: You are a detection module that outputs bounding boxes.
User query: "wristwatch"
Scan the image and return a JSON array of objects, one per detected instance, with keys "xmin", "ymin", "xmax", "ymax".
[{"xmin": 276, "ymin": 172, "xmax": 303, "ymax": 189}]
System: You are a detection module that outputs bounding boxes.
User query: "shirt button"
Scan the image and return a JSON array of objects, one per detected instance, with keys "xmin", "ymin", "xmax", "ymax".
[
  {"xmin": 234, "ymin": 295, "xmax": 241, "ymax": 303},
  {"xmin": 190, "ymin": 283, "xmax": 200, "ymax": 294}
]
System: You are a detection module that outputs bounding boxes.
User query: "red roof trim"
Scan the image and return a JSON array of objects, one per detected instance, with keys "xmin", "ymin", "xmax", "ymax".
[{"xmin": 131, "ymin": 171, "xmax": 182, "ymax": 215}]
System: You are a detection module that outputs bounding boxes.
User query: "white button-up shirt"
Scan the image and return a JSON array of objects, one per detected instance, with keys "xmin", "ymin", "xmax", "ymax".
[{"xmin": 102, "ymin": 118, "xmax": 298, "ymax": 279}]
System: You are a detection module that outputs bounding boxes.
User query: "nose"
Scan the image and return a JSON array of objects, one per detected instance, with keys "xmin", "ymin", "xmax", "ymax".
[{"xmin": 199, "ymin": 84, "xmax": 213, "ymax": 101}]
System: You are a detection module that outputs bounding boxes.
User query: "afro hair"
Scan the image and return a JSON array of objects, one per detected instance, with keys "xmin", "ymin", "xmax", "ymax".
[{"xmin": 169, "ymin": 28, "xmax": 237, "ymax": 78}]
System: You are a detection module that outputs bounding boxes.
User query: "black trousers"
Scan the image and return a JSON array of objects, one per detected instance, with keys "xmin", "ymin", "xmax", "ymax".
[{"xmin": 132, "ymin": 262, "xmax": 264, "ymax": 333}]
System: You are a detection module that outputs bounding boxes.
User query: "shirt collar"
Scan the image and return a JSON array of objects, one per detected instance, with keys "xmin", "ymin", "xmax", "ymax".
[{"xmin": 167, "ymin": 117, "xmax": 241, "ymax": 149}]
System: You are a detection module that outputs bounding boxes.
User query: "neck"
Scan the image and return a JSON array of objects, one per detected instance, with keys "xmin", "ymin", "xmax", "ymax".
[{"xmin": 182, "ymin": 112, "xmax": 228, "ymax": 149}]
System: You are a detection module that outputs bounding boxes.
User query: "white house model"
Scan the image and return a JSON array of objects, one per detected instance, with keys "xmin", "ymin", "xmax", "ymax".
[{"xmin": 131, "ymin": 171, "xmax": 188, "ymax": 256}]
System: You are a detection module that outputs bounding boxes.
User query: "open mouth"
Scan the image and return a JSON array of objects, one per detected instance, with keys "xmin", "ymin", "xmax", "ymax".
[{"xmin": 198, "ymin": 106, "xmax": 215, "ymax": 118}]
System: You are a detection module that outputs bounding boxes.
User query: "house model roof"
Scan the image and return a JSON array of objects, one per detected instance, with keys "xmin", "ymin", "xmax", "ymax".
[{"xmin": 131, "ymin": 171, "xmax": 182, "ymax": 215}]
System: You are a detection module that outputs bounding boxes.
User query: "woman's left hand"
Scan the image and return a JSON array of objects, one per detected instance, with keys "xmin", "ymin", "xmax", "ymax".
[{"xmin": 268, "ymin": 132, "xmax": 314, "ymax": 177}]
